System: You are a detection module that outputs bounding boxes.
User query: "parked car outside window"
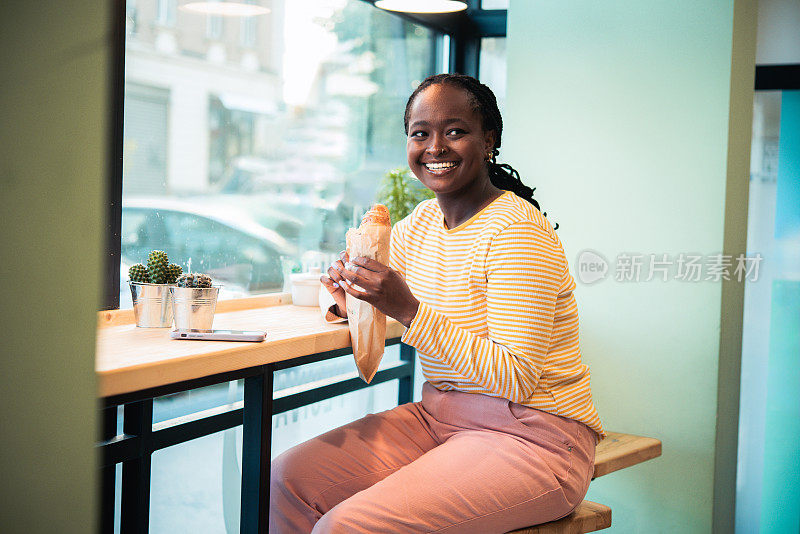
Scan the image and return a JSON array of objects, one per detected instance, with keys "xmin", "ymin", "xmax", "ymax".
[{"xmin": 121, "ymin": 198, "xmax": 297, "ymax": 298}]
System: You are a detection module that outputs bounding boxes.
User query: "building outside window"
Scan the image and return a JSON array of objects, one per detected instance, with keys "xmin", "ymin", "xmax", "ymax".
[
  {"xmin": 240, "ymin": 0, "xmax": 258, "ymax": 48},
  {"xmin": 207, "ymin": 13, "xmax": 223, "ymax": 40},
  {"xmin": 156, "ymin": 0, "xmax": 176, "ymax": 26}
]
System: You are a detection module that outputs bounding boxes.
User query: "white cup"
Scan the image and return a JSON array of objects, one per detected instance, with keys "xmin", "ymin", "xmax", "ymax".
[{"xmin": 291, "ymin": 267, "xmax": 322, "ymax": 306}]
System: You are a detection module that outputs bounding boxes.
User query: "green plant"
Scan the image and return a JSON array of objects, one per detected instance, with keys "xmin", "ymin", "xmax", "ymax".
[
  {"xmin": 128, "ymin": 263, "xmax": 150, "ymax": 283},
  {"xmin": 147, "ymin": 250, "xmax": 169, "ymax": 283},
  {"xmin": 128, "ymin": 251, "xmax": 182, "ymax": 284},
  {"xmin": 166, "ymin": 263, "xmax": 182, "ymax": 284},
  {"xmin": 377, "ymin": 167, "xmax": 434, "ymax": 225},
  {"xmin": 176, "ymin": 273, "xmax": 213, "ymax": 288}
]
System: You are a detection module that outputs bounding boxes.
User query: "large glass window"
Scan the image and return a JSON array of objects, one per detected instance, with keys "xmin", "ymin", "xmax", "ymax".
[
  {"xmin": 121, "ymin": 0, "xmax": 439, "ymax": 304},
  {"xmin": 736, "ymin": 89, "xmax": 800, "ymax": 533},
  {"xmin": 478, "ymin": 37, "xmax": 506, "ymax": 114},
  {"xmin": 480, "ymin": 0, "xmax": 508, "ymax": 9}
]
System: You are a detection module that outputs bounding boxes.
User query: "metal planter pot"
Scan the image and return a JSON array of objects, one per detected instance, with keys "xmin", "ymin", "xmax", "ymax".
[
  {"xmin": 170, "ymin": 286, "xmax": 220, "ymax": 331},
  {"xmin": 130, "ymin": 282, "xmax": 174, "ymax": 328}
]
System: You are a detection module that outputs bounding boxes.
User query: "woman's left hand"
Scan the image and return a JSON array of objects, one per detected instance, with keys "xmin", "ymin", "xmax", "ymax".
[{"xmin": 338, "ymin": 257, "xmax": 419, "ymax": 328}]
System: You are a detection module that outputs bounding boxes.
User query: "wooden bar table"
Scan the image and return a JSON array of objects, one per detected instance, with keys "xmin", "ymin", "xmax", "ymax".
[{"xmin": 96, "ymin": 294, "xmax": 415, "ymax": 534}]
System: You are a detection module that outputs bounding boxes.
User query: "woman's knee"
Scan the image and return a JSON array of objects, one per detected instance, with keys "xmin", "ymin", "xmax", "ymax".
[
  {"xmin": 312, "ymin": 500, "xmax": 370, "ymax": 534},
  {"xmin": 271, "ymin": 444, "xmax": 320, "ymax": 503},
  {"xmin": 270, "ymin": 448, "xmax": 325, "ymax": 533},
  {"xmin": 271, "ymin": 445, "xmax": 300, "ymax": 484}
]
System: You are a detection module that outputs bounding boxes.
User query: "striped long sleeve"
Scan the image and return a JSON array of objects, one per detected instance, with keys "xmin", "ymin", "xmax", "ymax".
[
  {"xmin": 393, "ymin": 192, "xmax": 605, "ymax": 438},
  {"xmin": 403, "ymin": 220, "xmax": 561, "ymax": 403}
]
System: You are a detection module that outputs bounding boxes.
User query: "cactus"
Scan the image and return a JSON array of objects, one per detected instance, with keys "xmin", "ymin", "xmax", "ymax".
[
  {"xmin": 166, "ymin": 263, "xmax": 182, "ymax": 284},
  {"xmin": 128, "ymin": 263, "xmax": 150, "ymax": 283},
  {"xmin": 176, "ymin": 273, "xmax": 213, "ymax": 288},
  {"xmin": 147, "ymin": 250, "xmax": 169, "ymax": 284},
  {"xmin": 130, "ymin": 251, "xmax": 181, "ymax": 284}
]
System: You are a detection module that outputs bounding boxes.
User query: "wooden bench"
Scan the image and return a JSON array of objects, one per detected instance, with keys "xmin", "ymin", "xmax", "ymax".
[{"xmin": 507, "ymin": 432, "xmax": 662, "ymax": 534}]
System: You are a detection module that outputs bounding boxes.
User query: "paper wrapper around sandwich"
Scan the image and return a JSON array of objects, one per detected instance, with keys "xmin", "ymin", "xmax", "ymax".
[{"xmin": 345, "ymin": 205, "xmax": 391, "ymax": 383}]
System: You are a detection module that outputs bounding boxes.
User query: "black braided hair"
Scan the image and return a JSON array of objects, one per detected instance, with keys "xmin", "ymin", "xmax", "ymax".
[{"xmin": 404, "ymin": 73, "xmax": 558, "ymax": 229}]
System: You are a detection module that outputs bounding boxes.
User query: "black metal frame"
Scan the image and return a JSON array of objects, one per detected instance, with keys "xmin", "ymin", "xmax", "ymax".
[
  {"xmin": 104, "ymin": 0, "xmax": 126, "ymax": 310},
  {"xmin": 754, "ymin": 64, "xmax": 800, "ymax": 91},
  {"xmin": 98, "ymin": 338, "xmax": 416, "ymax": 533},
  {"xmin": 359, "ymin": 0, "xmax": 507, "ymax": 77}
]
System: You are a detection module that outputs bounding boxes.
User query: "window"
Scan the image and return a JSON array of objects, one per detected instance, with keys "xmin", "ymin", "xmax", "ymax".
[
  {"xmin": 240, "ymin": 16, "xmax": 256, "ymax": 48},
  {"xmin": 126, "ymin": 0, "xmax": 138, "ymax": 34},
  {"xmin": 156, "ymin": 0, "xmax": 176, "ymax": 26},
  {"xmin": 121, "ymin": 0, "xmax": 440, "ymax": 306},
  {"xmin": 480, "ymin": 0, "xmax": 508, "ymax": 8},
  {"xmin": 736, "ymin": 87, "xmax": 800, "ymax": 533},
  {"xmin": 478, "ymin": 36, "xmax": 506, "ymax": 114},
  {"xmin": 240, "ymin": 0, "xmax": 257, "ymax": 48},
  {"xmin": 207, "ymin": 13, "xmax": 223, "ymax": 40},
  {"xmin": 116, "ymin": 2, "xmax": 442, "ymax": 529}
]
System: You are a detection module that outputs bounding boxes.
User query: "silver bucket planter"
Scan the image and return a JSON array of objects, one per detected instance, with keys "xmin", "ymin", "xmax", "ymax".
[
  {"xmin": 171, "ymin": 286, "xmax": 220, "ymax": 331},
  {"xmin": 130, "ymin": 282, "xmax": 175, "ymax": 328}
]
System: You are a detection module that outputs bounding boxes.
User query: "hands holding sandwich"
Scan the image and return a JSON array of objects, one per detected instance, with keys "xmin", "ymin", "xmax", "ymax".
[{"xmin": 321, "ymin": 252, "xmax": 419, "ymax": 329}]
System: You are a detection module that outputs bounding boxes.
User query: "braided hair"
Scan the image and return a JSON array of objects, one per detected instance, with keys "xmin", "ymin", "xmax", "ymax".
[{"xmin": 404, "ymin": 73, "xmax": 557, "ymax": 228}]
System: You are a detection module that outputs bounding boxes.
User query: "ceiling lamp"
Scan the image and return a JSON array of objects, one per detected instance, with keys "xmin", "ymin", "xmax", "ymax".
[
  {"xmin": 374, "ymin": 0, "xmax": 468, "ymax": 14},
  {"xmin": 181, "ymin": 2, "xmax": 271, "ymax": 17}
]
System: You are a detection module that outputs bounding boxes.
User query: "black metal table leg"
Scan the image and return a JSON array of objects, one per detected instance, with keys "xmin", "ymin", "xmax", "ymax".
[
  {"xmin": 100, "ymin": 405, "xmax": 118, "ymax": 533},
  {"xmin": 398, "ymin": 343, "xmax": 416, "ymax": 405},
  {"xmin": 120, "ymin": 399, "xmax": 153, "ymax": 534},
  {"xmin": 241, "ymin": 366, "xmax": 273, "ymax": 534}
]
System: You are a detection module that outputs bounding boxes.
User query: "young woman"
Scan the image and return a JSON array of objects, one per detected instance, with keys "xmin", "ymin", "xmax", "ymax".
[{"xmin": 270, "ymin": 74, "xmax": 605, "ymax": 533}]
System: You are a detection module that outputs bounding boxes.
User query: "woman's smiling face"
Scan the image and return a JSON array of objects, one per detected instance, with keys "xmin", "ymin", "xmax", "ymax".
[{"xmin": 406, "ymin": 84, "xmax": 495, "ymax": 197}]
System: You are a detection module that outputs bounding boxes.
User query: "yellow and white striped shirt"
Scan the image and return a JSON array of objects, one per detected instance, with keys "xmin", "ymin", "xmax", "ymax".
[{"xmin": 393, "ymin": 191, "xmax": 605, "ymax": 439}]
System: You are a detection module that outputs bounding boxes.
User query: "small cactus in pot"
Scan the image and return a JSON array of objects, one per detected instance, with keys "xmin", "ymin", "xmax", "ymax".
[
  {"xmin": 128, "ymin": 252, "xmax": 183, "ymax": 285},
  {"xmin": 128, "ymin": 263, "xmax": 150, "ymax": 283},
  {"xmin": 166, "ymin": 263, "xmax": 182, "ymax": 284},
  {"xmin": 171, "ymin": 272, "xmax": 219, "ymax": 330},
  {"xmin": 176, "ymin": 273, "xmax": 213, "ymax": 288},
  {"xmin": 128, "ymin": 250, "xmax": 183, "ymax": 327},
  {"xmin": 147, "ymin": 250, "xmax": 169, "ymax": 284}
]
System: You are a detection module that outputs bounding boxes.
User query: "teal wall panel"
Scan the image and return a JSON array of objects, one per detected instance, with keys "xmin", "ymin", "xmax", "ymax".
[
  {"xmin": 774, "ymin": 91, "xmax": 800, "ymax": 239},
  {"xmin": 760, "ymin": 280, "xmax": 800, "ymax": 532}
]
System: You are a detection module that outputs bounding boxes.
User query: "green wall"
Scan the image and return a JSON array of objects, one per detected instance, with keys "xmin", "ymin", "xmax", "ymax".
[
  {"xmin": 504, "ymin": 1, "xmax": 755, "ymax": 532},
  {"xmin": 0, "ymin": 1, "xmax": 110, "ymax": 531}
]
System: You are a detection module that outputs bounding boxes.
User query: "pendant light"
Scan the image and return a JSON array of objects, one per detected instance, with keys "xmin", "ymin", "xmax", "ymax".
[{"xmin": 374, "ymin": 0, "xmax": 468, "ymax": 14}]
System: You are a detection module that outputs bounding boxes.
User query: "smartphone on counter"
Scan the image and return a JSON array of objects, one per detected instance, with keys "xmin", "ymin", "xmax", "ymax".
[{"xmin": 170, "ymin": 329, "xmax": 267, "ymax": 342}]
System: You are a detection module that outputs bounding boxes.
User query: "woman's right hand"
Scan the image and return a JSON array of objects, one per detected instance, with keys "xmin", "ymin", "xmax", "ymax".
[{"xmin": 320, "ymin": 251, "xmax": 349, "ymax": 318}]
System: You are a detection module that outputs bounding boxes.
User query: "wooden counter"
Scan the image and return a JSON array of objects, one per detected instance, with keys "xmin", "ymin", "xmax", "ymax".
[
  {"xmin": 95, "ymin": 293, "xmax": 405, "ymax": 398},
  {"xmin": 97, "ymin": 293, "xmax": 415, "ymax": 533}
]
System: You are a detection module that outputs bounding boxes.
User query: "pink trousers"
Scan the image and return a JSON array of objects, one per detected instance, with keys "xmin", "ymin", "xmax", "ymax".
[{"xmin": 270, "ymin": 382, "xmax": 597, "ymax": 533}]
